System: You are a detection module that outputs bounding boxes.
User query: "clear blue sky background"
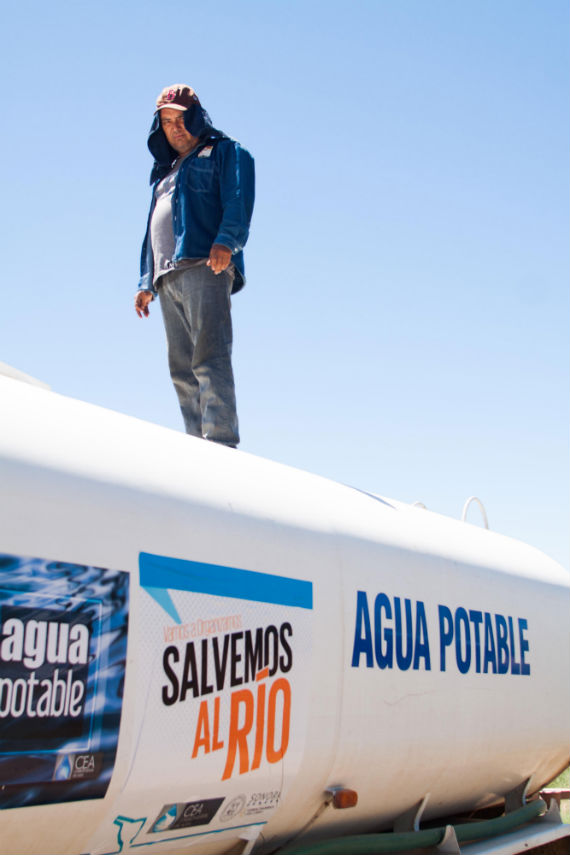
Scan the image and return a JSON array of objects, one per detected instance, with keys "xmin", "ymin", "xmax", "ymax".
[{"xmin": 1, "ymin": 1, "xmax": 568, "ymax": 568}]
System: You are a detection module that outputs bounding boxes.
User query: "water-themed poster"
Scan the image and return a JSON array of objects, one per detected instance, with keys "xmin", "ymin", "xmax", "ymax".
[{"xmin": 0, "ymin": 553, "xmax": 129, "ymax": 809}]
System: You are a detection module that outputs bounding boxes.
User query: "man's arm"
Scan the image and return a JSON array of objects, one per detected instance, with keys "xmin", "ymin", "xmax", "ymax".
[{"xmin": 214, "ymin": 141, "xmax": 255, "ymax": 257}]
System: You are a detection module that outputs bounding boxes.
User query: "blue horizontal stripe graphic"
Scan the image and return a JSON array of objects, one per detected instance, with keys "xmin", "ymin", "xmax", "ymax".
[{"xmin": 139, "ymin": 552, "xmax": 313, "ymax": 610}]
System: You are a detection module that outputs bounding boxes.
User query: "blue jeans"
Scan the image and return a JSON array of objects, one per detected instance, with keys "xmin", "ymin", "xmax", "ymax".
[{"xmin": 158, "ymin": 263, "xmax": 239, "ymax": 446}]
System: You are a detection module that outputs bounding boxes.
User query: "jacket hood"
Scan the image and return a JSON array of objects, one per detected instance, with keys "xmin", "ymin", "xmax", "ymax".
[{"xmin": 147, "ymin": 102, "xmax": 223, "ymax": 184}]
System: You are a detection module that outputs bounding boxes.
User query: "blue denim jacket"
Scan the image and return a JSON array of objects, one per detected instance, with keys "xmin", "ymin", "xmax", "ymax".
[{"xmin": 139, "ymin": 108, "xmax": 255, "ymax": 296}]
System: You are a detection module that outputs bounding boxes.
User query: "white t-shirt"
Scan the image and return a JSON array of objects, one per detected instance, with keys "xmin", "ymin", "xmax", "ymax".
[{"xmin": 150, "ymin": 156, "xmax": 186, "ymax": 284}]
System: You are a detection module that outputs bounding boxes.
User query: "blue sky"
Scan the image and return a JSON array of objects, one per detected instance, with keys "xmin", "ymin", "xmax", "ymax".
[{"xmin": 1, "ymin": 0, "xmax": 568, "ymax": 568}]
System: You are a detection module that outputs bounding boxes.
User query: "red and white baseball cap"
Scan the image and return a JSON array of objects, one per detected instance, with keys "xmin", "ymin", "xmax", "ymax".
[{"xmin": 155, "ymin": 84, "xmax": 200, "ymax": 112}]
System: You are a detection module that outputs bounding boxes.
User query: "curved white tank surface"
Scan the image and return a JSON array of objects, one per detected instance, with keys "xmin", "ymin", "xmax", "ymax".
[{"xmin": 0, "ymin": 374, "xmax": 568, "ymax": 855}]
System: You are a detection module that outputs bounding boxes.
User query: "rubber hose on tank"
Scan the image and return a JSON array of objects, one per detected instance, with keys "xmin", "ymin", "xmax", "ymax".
[{"xmin": 279, "ymin": 797, "xmax": 547, "ymax": 855}]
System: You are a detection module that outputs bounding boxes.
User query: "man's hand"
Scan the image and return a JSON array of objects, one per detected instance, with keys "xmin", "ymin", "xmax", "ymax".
[
  {"xmin": 135, "ymin": 290, "xmax": 153, "ymax": 318},
  {"xmin": 207, "ymin": 244, "xmax": 232, "ymax": 275}
]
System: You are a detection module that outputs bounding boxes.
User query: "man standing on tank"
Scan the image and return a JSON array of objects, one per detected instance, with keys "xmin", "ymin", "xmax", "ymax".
[{"xmin": 135, "ymin": 85, "xmax": 255, "ymax": 448}]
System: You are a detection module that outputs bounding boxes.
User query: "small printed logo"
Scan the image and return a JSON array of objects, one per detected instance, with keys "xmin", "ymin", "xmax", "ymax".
[
  {"xmin": 219, "ymin": 794, "xmax": 247, "ymax": 822},
  {"xmin": 151, "ymin": 804, "xmax": 177, "ymax": 833},
  {"xmin": 166, "ymin": 90, "xmax": 177, "ymax": 101},
  {"xmin": 53, "ymin": 755, "xmax": 73, "ymax": 781},
  {"xmin": 198, "ymin": 146, "xmax": 213, "ymax": 158},
  {"xmin": 245, "ymin": 790, "xmax": 281, "ymax": 815},
  {"xmin": 53, "ymin": 753, "xmax": 102, "ymax": 781},
  {"xmin": 150, "ymin": 798, "xmax": 224, "ymax": 833}
]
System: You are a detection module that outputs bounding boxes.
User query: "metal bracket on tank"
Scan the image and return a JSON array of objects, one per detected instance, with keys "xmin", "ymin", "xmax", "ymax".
[
  {"xmin": 504, "ymin": 777, "xmax": 531, "ymax": 812},
  {"xmin": 238, "ymin": 823, "xmax": 265, "ymax": 855},
  {"xmin": 436, "ymin": 824, "xmax": 461, "ymax": 854},
  {"xmin": 393, "ymin": 793, "xmax": 430, "ymax": 831},
  {"xmin": 539, "ymin": 797, "xmax": 563, "ymax": 824},
  {"xmin": 393, "ymin": 796, "xmax": 461, "ymax": 854}
]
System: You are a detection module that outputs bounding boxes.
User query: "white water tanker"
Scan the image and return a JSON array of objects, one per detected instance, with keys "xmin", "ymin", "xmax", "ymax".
[{"xmin": 0, "ymin": 370, "xmax": 568, "ymax": 855}]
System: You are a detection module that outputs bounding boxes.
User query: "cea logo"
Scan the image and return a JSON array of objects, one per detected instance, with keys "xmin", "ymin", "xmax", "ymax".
[{"xmin": 53, "ymin": 752, "xmax": 102, "ymax": 781}]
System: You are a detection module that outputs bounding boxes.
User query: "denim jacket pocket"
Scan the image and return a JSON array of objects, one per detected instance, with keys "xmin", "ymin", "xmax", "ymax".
[{"xmin": 186, "ymin": 159, "xmax": 216, "ymax": 193}]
